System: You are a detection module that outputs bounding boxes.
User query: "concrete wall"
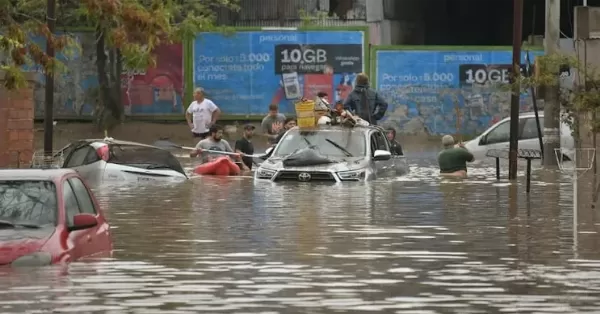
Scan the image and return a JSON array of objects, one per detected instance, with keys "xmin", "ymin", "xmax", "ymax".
[
  {"xmin": 366, "ymin": 0, "xmax": 425, "ymax": 45},
  {"xmin": 0, "ymin": 73, "xmax": 35, "ymax": 168}
]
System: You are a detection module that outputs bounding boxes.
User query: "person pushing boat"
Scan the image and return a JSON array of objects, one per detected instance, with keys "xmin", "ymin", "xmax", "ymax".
[
  {"xmin": 190, "ymin": 125, "xmax": 237, "ymax": 160},
  {"xmin": 190, "ymin": 125, "xmax": 242, "ymax": 176},
  {"xmin": 437, "ymin": 135, "xmax": 474, "ymax": 178}
]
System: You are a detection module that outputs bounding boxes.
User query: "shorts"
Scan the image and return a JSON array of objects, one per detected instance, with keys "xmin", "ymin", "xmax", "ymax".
[{"xmin": 193, "ymin": 131, "xmax": 209, "ymax": 139}]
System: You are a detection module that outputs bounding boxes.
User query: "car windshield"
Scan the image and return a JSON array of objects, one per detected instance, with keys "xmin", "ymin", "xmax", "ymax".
[
  {"xmin": 273, "ymin": 128, "xmax": 366, "ymax": 157},
  {"xmin": 108, "ymin": 144, "xmax": 186, "ymax": 175},
  {"xmin": 0, "ymin": 180, "xmax": 57, "ymax": 227}
]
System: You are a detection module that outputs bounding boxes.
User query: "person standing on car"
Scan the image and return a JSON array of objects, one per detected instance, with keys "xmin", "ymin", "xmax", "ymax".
[
  {"xmin": 343, "ymin": 73, "xmax": 388, "ymax": 125},
  {"xmin": 385, "ymin": 127, "xmax": 404, "ymax": 156},
  {"xmin": 190, "ymin": 125, "xmax": 239, "ymax": 163},
  {"xmin": 186, "ymin": 87, "xmax": 221, "ymax": 139},
  {"xmin": 234, "ymin": 124, "xmax": 256, "ymax": 171},
  {"xmin": 437, "ymin": 135, "xmax": 474, "ymax": 178},
  {"xmin": 261, "ymin": 103, "xmax": 286, "ymax": 144}
]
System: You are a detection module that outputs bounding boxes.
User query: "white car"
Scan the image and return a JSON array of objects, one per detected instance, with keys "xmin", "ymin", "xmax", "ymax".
[
  {"xmin": 463, "ymin": 112, "xmax": 575, "ymax": 162},
  {"xmin": 55, "ymin": 139, "xmax": 188, "ymax": 184},
  {"xmin": 255, "ymin": 125, "xmax": 408, "ymax": 182}
]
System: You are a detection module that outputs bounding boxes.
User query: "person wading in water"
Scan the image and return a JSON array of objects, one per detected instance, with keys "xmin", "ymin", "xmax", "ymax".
[
  {"xmin": 437, "ymin": 135, "xmax": 474, "ymax": 178},
  {"xmin": 261, "ymin": 103, "xmax": 286, "ymax": 145},
  {"xmin": 234, "ymin": 124, "xmax": 256, "ymax": 171},
  {"xmin": 191, "ymin": 125, "xmax": 240, "ymax": 164},
  {"xmin": 274, "ymin": 118, "xmax": 297, "ymax": 144}
]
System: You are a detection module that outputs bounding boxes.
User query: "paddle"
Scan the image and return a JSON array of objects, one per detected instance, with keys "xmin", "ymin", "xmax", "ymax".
[{"xmin": 153, "ymin": 139, "xmax": 271, "ymax": 159}]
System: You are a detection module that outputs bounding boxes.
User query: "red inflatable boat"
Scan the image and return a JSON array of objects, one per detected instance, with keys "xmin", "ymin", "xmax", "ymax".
[{"xmin": 193, "ymin": 156, "xmax": 241, "ymax": 176}]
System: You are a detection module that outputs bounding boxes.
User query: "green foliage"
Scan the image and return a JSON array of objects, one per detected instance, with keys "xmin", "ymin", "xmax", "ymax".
[
  {"xmin": 509, "ymin": 52, "xmax": 600, "ymax": 133},
  {"xmin": 298, "ymin": 9, "xmax": 329, "ymax": 27},
  {"xmin": 0, "ymin": 0, "xmax": 79, "ymax": 89},
  {"xmin": 0, "ymin": 0, "xmax": 240, "ymax": 87}
]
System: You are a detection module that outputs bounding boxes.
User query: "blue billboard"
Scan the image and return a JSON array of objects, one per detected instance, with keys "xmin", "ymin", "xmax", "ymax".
[
  {"xmin": 374, "ymin": 49, "xmax": 544, "ymax": 135},
  {"xmin": 193, "ymin": 30, "xmax": 365, "ymax": 115}
]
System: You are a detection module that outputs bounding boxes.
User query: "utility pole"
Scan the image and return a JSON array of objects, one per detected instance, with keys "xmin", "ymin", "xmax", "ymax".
[
  {"xmin": 542, "ymin": 0, "xmax": 561, "ymax": 167},
  {"xmin": 44, "ymin": 0, "xmax": 56, "ymax": 156},
  {"xmin": 509, "ymin": 0, "xmax": 523, "ymax": 180}
]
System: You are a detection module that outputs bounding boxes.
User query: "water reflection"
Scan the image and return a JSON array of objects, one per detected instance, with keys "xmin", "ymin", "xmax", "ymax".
[{"xmin": 2, "ymin": 156, "xmax": 600, "ymax": 313}]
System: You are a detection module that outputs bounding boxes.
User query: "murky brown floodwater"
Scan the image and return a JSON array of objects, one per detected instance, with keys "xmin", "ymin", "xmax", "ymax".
[{"xmin": 2, "ymin": 148, "xmax": 600, "ymax": 314}]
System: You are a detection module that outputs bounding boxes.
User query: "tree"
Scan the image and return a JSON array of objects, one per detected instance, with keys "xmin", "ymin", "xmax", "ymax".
[
  {"xmin": 516, "ymin": 53, "xmax": 600, "ymax": 142},
  {"xmin": 514, "ymin": 51, "xmax": 600, "ymax": 204},
  {"xmin": 0, "ymin": 0, "xmax": 239, "ymax": 129},
  {"xmin": 0, "ymin": 0, "xmax": 78, "ymax": 88}
]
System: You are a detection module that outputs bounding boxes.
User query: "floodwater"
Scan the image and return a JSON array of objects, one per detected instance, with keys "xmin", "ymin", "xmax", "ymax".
[{"xmin": 3, "ymin": 148, "xmax": 600, "ymax": 314}]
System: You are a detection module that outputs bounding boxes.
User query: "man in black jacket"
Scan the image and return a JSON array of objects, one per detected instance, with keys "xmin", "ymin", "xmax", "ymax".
[{"xmin": 343, "ymin": 73, "xmax": 388, "ymax": 125}]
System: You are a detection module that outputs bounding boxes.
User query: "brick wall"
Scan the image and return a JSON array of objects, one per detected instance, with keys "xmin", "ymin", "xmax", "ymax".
[{"xmin": 0, "ymin": 73, "xmax": 35, "ymax": 168}]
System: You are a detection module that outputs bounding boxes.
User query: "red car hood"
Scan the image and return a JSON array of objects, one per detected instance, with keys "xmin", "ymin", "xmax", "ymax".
[{"xmin": 0, "ymin": 227, "xmax": 54, "ymax": 265}]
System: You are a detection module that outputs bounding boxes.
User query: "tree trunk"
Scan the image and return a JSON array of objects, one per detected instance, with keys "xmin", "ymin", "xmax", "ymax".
[
  {"xmin": 95, "ymin": 25, "xmax": 120, "ymax": 129},
  {"xmin": 108, "ymin": 48, "xmax": 123, "ymax": 122},
  {"xmin": 115, "ymin": 49, "xmax": 123, "ymax": 118}
]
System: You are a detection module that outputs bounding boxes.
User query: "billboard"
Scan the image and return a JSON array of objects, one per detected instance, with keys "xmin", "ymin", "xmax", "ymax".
[
  {"xmin": 25, "ymin": 33, "xmax": 183, "ymax": 118},
  {"xmin": 374, "ymin": 48, "xmax": 544, "ymax": 135},
  {"xmin": 121, "ymin": 43, "xmax": 184, "ymax": 115},
  {"xmin": 193, "ymin": 30, "xmax": 365, "ymax": 115}
]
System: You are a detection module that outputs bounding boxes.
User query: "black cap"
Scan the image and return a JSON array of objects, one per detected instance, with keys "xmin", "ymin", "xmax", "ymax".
[{"xmin": 243, "ymin": 124, "xmax": 256, "ymax": 130}]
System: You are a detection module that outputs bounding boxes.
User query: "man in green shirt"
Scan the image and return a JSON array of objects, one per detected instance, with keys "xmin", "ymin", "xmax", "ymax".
[{"xmin": 437, "ymin": 135, "xmax": 474, "ymax": 178}]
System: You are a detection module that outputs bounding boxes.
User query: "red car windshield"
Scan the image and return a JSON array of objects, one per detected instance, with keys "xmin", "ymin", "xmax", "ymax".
[{"xmin": 0, "ymin": 180, "xmax": 57, "ymax": 227}]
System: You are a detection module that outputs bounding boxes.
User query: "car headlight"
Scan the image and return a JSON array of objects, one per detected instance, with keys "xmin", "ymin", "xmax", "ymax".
[
  {"xmin": 337, "ymin": 169, "xmax": 366, "ymax": 181},
  {"xmin": 11, "ymin": 252, "xmax": 52, "ymax": 267},
  {"xmin": 256, "ymin": 167, "xmax": 277, "ymax": 179}
]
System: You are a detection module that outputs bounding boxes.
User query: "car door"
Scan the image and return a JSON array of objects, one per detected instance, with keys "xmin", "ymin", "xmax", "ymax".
[
  {"xmin": 62, "ymin": 179, "xmax": 89, "ymax": 261},
  {"xmin": 63, "ymin": 145, "xmax": 103, "ymax": 183},
  {"xmin": 371, "ymin": 130, "xmax": 395, "ymax": 176},
  {"xmin": 68, "ymin": 177, "xmax": 111, "ymax": 257},
  {"xmin": 519, "ymin": 116, "xmax": 544, "ymax": 151}
]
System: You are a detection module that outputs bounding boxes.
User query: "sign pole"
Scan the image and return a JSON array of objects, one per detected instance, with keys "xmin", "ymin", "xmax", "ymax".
[{"xmin": 508, "ymin": 0, "xmax": 523, "ymax": 180}]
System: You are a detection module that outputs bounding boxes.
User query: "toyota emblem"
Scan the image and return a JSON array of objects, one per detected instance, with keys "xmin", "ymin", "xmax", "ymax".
[{"xmin": 298, "ymin": 172, "xmax": 312, "ymax": 182}]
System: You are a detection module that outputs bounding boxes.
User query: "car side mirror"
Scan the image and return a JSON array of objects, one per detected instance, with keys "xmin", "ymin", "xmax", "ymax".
[
  {"xmin": 479, "ymin": 135, "xmax": 487, "ymax": 145},
  {"xmin": 373, "ymin": 150, "xmax": 392, "ymax": 161},
  {"xmin": 68, "ymin": 213, "xmax": 98, "ymax": 232}
]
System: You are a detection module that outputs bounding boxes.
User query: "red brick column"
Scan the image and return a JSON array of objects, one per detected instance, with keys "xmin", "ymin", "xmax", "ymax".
[{"xmin": 0, "ymin": 72, "xmax": 35, "ymax": 168}]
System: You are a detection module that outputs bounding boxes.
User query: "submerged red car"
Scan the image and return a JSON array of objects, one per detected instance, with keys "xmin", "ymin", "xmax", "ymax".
[{"xmin": 0, "ymin": 169, "xmax": 112, "ymax": 266}]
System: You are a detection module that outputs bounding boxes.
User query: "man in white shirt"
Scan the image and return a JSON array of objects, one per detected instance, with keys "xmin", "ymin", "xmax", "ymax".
[{"xmin": 185, "ymin": 87, "xmax": 221, "ymax": 138}]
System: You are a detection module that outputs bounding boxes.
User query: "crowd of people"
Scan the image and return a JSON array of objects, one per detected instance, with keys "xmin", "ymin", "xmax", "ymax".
[{"xmin": 184, "ymin": 72, "xmax": 475, "ymax": 177}]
